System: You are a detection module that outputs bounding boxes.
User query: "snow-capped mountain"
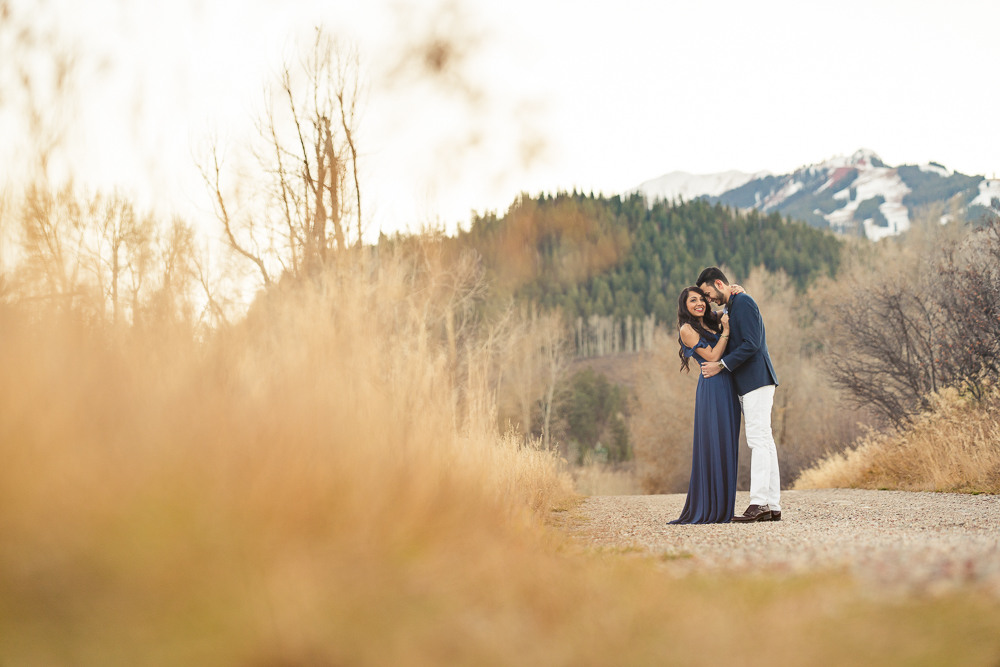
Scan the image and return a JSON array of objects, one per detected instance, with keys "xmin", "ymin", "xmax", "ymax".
[
  {"xmin": 633, "ymin": 169, "xmax": 772, "ymax": 203},
  {"xmin": 635, "ymin": 149, "xmax": 996, "ymax": 241}
]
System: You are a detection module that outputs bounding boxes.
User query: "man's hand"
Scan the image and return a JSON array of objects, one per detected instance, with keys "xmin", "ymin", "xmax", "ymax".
[{"xmin": 701, "ymin": 361, "xmax": 723, "ymax": 378}]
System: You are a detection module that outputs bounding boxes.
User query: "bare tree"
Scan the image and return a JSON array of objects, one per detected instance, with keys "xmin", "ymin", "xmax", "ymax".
[
  {"xmin": 824, "ymin": 277, "xmax": 945, "ymax": 427},
  {"xmin": 191, "ymin": 235, "xmax": 235, "ymax": 329},
  {"xmin": 935, "ymin": 200, "xmax": 1000, "ymax": 397},
  {"xmin": 91, "ymin": 193, "xmax": 156, "ymax": 326},
  {"xmin": 18, "ymin": 185, "xmax": 92, "ymax": 306},
  {"xmin": 207, "ymin": 29, "xmax": 367, "ymax": 284},
  {"xmin": 495, "ymin": 306, "xmax": 570, "ymax": 446},
  {"xmin": 14, "ymin": 182, "xmax": 205, "ymax": 327},
  {"xmin": 332, "ymin": 42, "xmax": 365, "ymax": 249},
  {"xmin": 199, "ymin": 145, "xmax": 273, "ymax": 286},
  {"xmin": 538, "ymin": 311, "xmax": 570, "ymax": 450},
  {"xmin": 504, "ymin": 306, "xmax": 540, "ymax": 437},
  {"xmin": 824, "ymin": 200, "xmax": 1000, "ymax": 427},
  {"xmin": 144, "ymin": 217, "xmax": 197, "ymax": 325}
]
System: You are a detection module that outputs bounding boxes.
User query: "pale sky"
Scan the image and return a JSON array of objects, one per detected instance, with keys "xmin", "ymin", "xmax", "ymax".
[{"xmin": 2, "ymin": 0, "xmax": 998, "ymax": 240}]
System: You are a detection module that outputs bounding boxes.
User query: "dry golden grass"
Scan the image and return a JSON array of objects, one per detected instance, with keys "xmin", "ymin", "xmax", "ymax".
[
  {"xmin": 631, "ymin": 336, "xmax": 700, "ymax": 493},
  {"xmin": 2, "ymin": 255, "xmax": 1000, "ymax": 666},
  {"xmin": 571, "ymin": 462, "xmax": 641, "ymax": 496},
  {"xmin": 0, "ymin": 256, "xmax": 568, "ymax": 664},
  {"xmin": 795, "ymin": 387, "xmax": 1000, "ymax": 494}
]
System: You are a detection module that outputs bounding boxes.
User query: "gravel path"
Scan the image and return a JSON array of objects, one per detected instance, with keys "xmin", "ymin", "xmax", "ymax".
[{"xmin": 575, "ymin": 489, "xmax": 1000, "ymax": 596}]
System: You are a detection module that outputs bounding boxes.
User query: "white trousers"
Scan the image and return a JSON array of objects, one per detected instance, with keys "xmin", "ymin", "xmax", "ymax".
[{"xmin": 739, "ymin": 385, "xmax": 781, "ymax": 512}]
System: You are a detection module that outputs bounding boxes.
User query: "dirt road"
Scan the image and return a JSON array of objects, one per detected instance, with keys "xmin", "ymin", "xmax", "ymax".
[{"xmin": 574, "ymin": 488, "xmax": 1000, "ymax": 596}]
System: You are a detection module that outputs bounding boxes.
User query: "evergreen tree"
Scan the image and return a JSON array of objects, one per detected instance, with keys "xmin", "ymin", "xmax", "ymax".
[{"xmin": 456, "ymin": 192, "xmax": 842, "ymax": 323}]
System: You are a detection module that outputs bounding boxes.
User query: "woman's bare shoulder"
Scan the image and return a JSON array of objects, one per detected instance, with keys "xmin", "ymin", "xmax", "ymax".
[{"xmin": 679, "ymin": 323, "xmax": 701, "ymax": 346}]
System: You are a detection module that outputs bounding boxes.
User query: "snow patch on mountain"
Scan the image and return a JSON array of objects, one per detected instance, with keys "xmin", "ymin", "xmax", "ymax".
[
  {"xmin": 634, "ymin": 169, "xmax": 771, "ymax": 203},
  {"xmin": 760, "ymin": 179, "xmax": 803, "ymax": 210},
  {"xmin": 971, "ymin": 179, "xmax": 1000, "ymax": 208},
  {"xmin": 871, "ymin": 202, "xmax": 911, "ymax": 241},
  {"xmin": 824, "ymin": 166, "xmax": 911, "ymax": 240},
  {"xmin": 920, "ymin": 163, "xmax": 953, "ymax": 177}
]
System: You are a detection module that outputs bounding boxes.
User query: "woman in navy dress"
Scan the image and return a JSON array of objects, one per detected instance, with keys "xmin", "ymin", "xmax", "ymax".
[{"xmin": 669, "ymin": 286, "xmax": 742, "ymax": 524}]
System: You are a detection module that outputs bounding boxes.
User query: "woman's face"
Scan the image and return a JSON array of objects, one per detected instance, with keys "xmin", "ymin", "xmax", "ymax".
[{"xmin": 686, "ymin": 291, "xmax": 707, "ymax": 318}]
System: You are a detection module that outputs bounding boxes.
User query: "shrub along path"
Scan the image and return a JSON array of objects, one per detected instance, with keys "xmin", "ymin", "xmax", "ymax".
[{"xmin": 574, "ymin": 489, "xmax": 1000, "ymax": 596}]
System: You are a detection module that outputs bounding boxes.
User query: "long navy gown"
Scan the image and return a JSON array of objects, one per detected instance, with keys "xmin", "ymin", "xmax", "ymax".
[{"xmin": 669, "ymin": 331, "xmax": 741, "ymax": 524}]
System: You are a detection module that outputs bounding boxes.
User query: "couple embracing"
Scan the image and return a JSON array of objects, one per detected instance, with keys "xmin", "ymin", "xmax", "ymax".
[{"xmin": 670, "ymin": 267, "xmax": 781, "ymax": 524}]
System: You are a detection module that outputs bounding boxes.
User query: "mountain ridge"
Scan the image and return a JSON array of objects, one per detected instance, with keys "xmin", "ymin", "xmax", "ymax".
[{"xmin": 634, "ymin": 150, "xmax": 997, "ymax": 240}]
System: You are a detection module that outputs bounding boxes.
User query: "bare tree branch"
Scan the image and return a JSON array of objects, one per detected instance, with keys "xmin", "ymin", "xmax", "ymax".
[{"xmin": 198, "ymin": 142, "xmax": 271, "ymax": 286}]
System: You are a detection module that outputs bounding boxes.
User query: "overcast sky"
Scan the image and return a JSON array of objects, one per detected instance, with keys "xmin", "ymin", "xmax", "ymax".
[{"xmin": 2, "ymin": 0, "xmax": 998, "ymax": 239}]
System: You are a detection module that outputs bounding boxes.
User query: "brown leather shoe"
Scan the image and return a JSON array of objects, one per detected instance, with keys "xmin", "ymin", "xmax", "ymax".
[
  {"xmin": 732, "ymin": 504, "xmax": 772, "ymax": 522},
  {"xmin": 769, "ymin": 510, "xmax": 781, "ymax": 521}
]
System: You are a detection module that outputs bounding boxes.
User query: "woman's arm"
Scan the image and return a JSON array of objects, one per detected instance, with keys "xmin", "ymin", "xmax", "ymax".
[
  {"xmin": 682, "ymin": 316, "xmax": 730, "ymax": 362},
  {"xmin": 695, "ymin": 329, "xmax": 729, "ymax": 362}
]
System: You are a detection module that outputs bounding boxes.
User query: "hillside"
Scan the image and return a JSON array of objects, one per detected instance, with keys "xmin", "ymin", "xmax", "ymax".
[
  {"xmin": 454, "ymin": 191, "xmax": 841, "ymax": 325},
  {"xmin": 635, "ymin": 149, "xmax": 996, "ymax": 241}
]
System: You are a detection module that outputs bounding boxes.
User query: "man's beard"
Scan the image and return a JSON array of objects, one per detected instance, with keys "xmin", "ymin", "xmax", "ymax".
[{"xmin": 704, "ymin": 287, "xmax": 724, "ymax": 305}]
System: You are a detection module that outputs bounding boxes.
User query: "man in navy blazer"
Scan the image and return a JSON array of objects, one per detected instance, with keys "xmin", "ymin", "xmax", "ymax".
[{"xmin": 697, "ymin": 267, "xmax": 781, "ymax": 523}]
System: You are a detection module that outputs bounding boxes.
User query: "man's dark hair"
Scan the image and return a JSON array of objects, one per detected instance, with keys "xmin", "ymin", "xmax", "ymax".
[{"xmin": 696, "ymin": 267, "xmax": 729, "ymax": 287}]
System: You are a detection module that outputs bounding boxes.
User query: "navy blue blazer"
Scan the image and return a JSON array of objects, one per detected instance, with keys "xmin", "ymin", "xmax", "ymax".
[{"xmin": 721, "ymin": 292, "xmax": 778, "ymax": 396}]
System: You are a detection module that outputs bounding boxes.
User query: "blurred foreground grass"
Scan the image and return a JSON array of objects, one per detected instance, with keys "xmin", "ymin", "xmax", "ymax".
[
  {"xmin": 4, "ymin": 544, "xmax": 1000, "ymax": 666},
  {"xmin": 2, "ymin": 258, "xmax": 998, "ymax": 666}
]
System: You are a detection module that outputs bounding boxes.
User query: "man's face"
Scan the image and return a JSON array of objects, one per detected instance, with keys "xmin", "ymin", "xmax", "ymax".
[{"xmin": 699, "ymin": 281, "xmax": 726, "ymax": 306}]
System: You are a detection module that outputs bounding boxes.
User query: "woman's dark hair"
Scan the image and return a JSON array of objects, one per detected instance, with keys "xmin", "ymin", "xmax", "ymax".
[{"xmin": 677, "ymin": 286, "xmax": 721, "ymax": 373}]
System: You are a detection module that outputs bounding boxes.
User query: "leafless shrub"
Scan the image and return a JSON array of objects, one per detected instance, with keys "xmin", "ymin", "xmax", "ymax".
[
  {"xmin": 823, "ymin": 202, "xmax": 1000, "ymax": 427},
  {"xmin": 935, "ymin": 203, "xmax": 1000, "ymax": 396},
  {"xmin": 823, "ymin": 274, "xmax": 944, "ymax": 427}
]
